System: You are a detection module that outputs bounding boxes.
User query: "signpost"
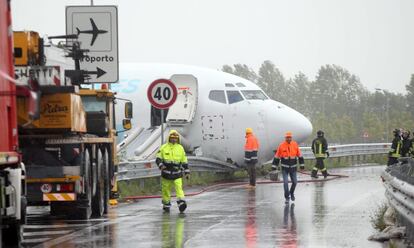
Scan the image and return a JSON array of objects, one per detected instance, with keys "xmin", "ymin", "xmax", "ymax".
[
  {"xmin": 66, "ymin": 5, "xmax": 118, "ymax": 83},
  {"xmin": 147, "ymin": 79, "xmax": 177, "ymax": 145}
]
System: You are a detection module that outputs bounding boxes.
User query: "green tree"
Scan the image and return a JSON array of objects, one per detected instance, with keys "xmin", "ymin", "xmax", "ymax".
[
  {"xmin": 287, "ymin": 72, "xmax": 311, "ymax": 116},
  {"xmin": 221, "ymin": 60, "xmax": 414, "ymax": 144},
  {"xmin": 406, "ymin": 74, "xmax": 414, "ymax": 115},
  {"xmin": 222, "ymin": 64, "xmax": 258, "ymax": 83},
  {"xmin": 257, "ymin": 60, "xmax": 287, "ymax": 102}
]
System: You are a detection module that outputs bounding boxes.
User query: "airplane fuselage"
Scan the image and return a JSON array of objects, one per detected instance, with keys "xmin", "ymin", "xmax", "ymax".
[{"xmin": 114, "ymin": 63, "xmax": 313, "ymax": 165}]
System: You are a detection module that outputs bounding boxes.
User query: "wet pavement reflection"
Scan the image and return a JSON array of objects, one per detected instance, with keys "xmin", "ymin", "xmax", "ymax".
[{"xmin": 23, "ymin": 166, "xmax": 386, "ymax": 248}]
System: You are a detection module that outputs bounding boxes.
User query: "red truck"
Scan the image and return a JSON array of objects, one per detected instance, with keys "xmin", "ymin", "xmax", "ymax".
[{"xmin": 0, "ymin": 0, "xmax": 28, "ymax": 246}]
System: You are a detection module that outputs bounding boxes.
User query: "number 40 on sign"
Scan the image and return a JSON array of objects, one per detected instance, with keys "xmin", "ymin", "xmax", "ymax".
[{"xmin": 147, "ymin": 79, "xmax": 178, "ymax": 110}]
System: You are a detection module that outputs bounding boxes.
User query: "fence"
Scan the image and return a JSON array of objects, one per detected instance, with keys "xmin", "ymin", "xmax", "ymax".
[
  {"xmin": 117, "ymin": 156, "xmax": 238, "ymax": 181},
  {"xmin": 118, "ymin": 143, "xmax": 391, "ymax": 181},
  {"xmin": 301, "ymin": 143, "xmax": 390, "ymax": 159}
]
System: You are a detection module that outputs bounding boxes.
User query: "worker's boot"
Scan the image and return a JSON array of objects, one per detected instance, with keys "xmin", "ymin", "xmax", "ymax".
[
  {"xmin": 177, "ymin": 200, "xmax": 187, "ymax": 213},
  {"xmin": 163, "ymin": 202, "xmax": 171, "ymax": 212},
  {"xmin": 322, "ymin": 170, "xmax": 328, "ymax": 179},
  {"xmin": 311, "ymin": 169, "xmax": 318, "ymax": 179}
]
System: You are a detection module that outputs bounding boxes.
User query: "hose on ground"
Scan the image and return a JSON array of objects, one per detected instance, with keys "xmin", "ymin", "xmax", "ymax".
[{"xmin": 123, "ymin": 169, "xmax": 349, "ymax": 201}]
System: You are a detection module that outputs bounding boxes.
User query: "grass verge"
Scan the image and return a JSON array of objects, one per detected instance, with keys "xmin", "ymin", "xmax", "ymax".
[{"xmin": 370, "ymin": 202, "xmax": 389, "ymax": 231}]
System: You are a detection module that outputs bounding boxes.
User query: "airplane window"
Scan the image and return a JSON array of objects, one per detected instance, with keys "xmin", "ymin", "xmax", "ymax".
[
  {"xmin": 226, "ymin": 90, "xmax": 244, "ymax": 104},
  {"xmin": 236, "ymin": 83, "xmax": 246, "ymax": 87},
  {"xmin": 209, "ymin": 90, "xmax": 227, "ymax": 104},
  {"xmin": 225, "ymin": 83, "xmax": 235, "ymax": 87},
  {"xmin": 241, "ymin": 90, "xmax": 268, "ymax": 100}
]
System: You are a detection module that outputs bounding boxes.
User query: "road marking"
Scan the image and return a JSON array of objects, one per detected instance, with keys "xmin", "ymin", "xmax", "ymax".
[
  {"xmin": 21, "ymin": 237, "xmax": 51, "ymax": 244},
  {"xmin": 24, "ymin": 223, "xmax": 92, "ymax": 229},
  {"xmin": 23, "ymin": 230, "xmax": 71, "ymax": 237},
  {"xmin": 34, "ymin": 213, "xmax": 146, "ymax": 248}
]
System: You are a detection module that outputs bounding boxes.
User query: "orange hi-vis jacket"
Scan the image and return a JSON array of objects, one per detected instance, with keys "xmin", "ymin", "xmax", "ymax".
[
  {"xmin": 272, "ymin": 140, "xmax": 304, "ymax": 168},
  {"xmin": 244, "ymin": 134, "xmax": 259, "ymax": 164}
]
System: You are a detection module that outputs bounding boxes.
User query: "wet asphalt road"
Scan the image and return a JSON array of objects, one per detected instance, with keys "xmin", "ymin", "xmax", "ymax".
[{"xmin": 23, "ymin": 166, "xmax": 386, "ymax": 248}]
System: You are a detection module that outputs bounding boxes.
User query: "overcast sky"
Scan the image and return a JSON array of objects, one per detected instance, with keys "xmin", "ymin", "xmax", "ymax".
[{"xmin": 12, "ymin": 0, "xmax": 414, "ymax": 93}]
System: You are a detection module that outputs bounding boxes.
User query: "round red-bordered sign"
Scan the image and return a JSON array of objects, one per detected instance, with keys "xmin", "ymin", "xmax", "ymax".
[{"xmin": 147, "ymin": 79, "xmax": 178, "ymax": 109}]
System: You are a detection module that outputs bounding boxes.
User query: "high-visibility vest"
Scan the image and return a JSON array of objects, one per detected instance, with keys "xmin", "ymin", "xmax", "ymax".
[
  {"xmin": 390, "ymin": 140, "xmax": 402, "ymax": 158},
  {"xmin": 244, "ymin": 134, "xmax": 259, "ymax": 163},
  {"xmin": 313, "ymin": 140, "xmax": 326, "ymax": 158},
  {"xmin": 157, "ymin": 142, "xmax": 188, "ymax": 179}
]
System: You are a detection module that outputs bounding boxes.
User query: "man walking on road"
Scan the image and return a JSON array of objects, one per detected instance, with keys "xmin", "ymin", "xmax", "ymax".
[
  {"xmin": 156, "ymin": 130, "xmax": 190, "ymax": 213},
  {"xmin": 244, "ymin": 128, "xmax": 260, "ymax": 188},
  {"xmin": 272, "ymin": 132, "xmax": 305, "ymax": 204},
  {"xmin": 311, "ymin": 130, "xmax": 329, "ymax": 179}
]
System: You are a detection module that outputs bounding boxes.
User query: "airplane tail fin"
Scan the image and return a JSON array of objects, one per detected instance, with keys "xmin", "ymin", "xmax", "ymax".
[{"xmin": 76, "ymin": 27, "xmax": 80, "ymax": 35}]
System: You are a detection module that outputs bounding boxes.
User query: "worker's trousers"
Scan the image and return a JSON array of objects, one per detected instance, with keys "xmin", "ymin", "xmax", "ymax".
[
  {"xmin": 246, "ymin": 162, "xmax": 257, "ymax": 186},
  {"xmin": 281, "ymin": 166, "xmax": 297, "ymax": 200},
  {"xmin": 312, "ymin": 158, "xmax": 327, "ymax": 176},
  {"xmin": 387, "ymin": 157, "xmax": 399, "ymax": 166},
  {"xmin": 161, "ymin": 177, "xmax": 185, "ymax": 204}
]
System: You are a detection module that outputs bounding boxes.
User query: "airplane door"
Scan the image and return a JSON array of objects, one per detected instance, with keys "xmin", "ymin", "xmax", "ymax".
[
  {"xmin": 200, "ymin": 114, "xmax": 228, "ymax": 161},
  {"xmin": 201, "ymin": 115, "xmax": 225, "ymax": 141},
  {"xmin": 166, "ymin": 74, "xmax": 198, "ymax": 126}
]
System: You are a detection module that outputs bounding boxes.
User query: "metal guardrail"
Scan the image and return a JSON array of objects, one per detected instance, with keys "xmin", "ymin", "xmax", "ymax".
[
  {"xmin": 118, "ymin": 156, "xmax": 238, "ymax": 181},
  {"xmin": 382, "ymin": 158, "xmax": 414, "ymax": 242},
  {"xmin": 300, "ymin": 143, "xmax": 391, "ymax": 159},
  {"xmin": 118, "ymin": 143, "xmax": 391, "ymax": 181}
]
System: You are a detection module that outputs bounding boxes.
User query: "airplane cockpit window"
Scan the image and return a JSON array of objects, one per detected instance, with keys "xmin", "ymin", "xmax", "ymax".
[
  {"xmin": 241, "ymin": 90, "xmax": 268, "ymax": 100},
  {"xmin": 226, "ymin": 90, "xmax": 244, "ymax": 104},
  {"xmin": 225, "ymin": 83, "xmax": 235, "ymax": 87},
  {"xmin": 236, "ymin": 83, "xmax": 246, "ymax": 87},
  {"xmin": 209, "ymin": 90, "xmax": 227, "ymax": 104}
]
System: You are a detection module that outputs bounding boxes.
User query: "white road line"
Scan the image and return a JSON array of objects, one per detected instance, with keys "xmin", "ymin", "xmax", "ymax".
[
  {"xmin": 35, "ymin": 213, "xmax": 146, "ymax": 248},
  {"xmin": 21, "ymin": 237, "xmax": 51, "ymax": 244},
  {"xmin": 24, "ymin": 223, "xmax": 92, "ymax": 229},
  {"xmin": 23, "ymin": 230, "xmax": 71, "ymax": 237}
]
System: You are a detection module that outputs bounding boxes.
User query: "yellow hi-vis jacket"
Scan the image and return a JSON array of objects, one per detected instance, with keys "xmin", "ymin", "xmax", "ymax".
[
  {"xmin": 389, "ymin": 137, "xmax": 402, "ymax": 158},
  {"xmin": 156, "ymin": 130, "xmax": 189, "ymax": 180}
]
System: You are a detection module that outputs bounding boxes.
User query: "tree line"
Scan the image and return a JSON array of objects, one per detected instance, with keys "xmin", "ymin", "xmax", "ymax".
[{"xmin": 222, "ymin": 61, "xmax": 414, "ymax": 144}]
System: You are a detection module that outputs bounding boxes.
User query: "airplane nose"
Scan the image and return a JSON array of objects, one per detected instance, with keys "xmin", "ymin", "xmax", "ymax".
[
  {"xmin": 293, "ymin": 110, "xmax": 313, "ymax": 142},
  {"xmin": 267, "ymin": 101, "xmax": 313, "ymax": 143}
]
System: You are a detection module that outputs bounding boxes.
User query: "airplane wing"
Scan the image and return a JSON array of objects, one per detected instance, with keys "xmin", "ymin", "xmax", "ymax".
[
  {"xmin": 90, "ymin": 33, "xmax": 98, "ymax": 46},
  {"xmin": 90, "ymin": 18, "xmax": 98, "ymax": 32}
]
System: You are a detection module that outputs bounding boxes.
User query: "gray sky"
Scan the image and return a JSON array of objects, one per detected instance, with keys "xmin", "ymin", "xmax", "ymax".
[{"xmin": 12, "ymin": 0, "xmax": 414, "ymax": 93}]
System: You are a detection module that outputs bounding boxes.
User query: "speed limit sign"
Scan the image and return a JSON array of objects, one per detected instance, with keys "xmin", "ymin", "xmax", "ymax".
[{"xmin": 147, "ymin": 79, "xmax": 178, "ymax": 109}]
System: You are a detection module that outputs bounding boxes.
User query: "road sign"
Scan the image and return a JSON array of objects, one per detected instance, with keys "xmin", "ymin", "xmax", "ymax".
[
  {"xmin": 147, "ymin": 79, "xmax": 178, "ymax": 109},
  {"xmin": 66, "ymin": 5, "xmax": 118, "ymax": 83}
]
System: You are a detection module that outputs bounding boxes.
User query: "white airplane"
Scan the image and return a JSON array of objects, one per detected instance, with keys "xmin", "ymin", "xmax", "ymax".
[{"xmin": 114, "ymin": 63, "xmax": 313, "ymax": 166}]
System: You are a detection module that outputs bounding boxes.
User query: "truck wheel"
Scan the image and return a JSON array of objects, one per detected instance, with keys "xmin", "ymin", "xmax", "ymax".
[
  {"xmin": 102, "ymin": 148, "xmax": 110, "ymax": 214},
  {"xmin": 70, "ymin": 148, "xmax": 92, "ymax": 220},
  {"xmin": 92, "ymin": 149, "xmax": 104, "ymax": 217}
]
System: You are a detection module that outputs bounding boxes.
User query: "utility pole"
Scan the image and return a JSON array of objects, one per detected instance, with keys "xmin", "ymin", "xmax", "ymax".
[
  {"xmin": 386, "ymin": 96, "xmax": 389, "ymax": 142},
  {"xmin": 376, "ymin": 88, "xmax": 389, "ymax": 142}
]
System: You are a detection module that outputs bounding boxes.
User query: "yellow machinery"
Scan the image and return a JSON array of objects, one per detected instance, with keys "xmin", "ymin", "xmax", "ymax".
[
  {"xmin": 13, "ymin": 31, "xmax": 42, "ymax": 66},
  {"xmin": 14, "ymin": 31, "xmax": 132, "ymax": 219}
]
